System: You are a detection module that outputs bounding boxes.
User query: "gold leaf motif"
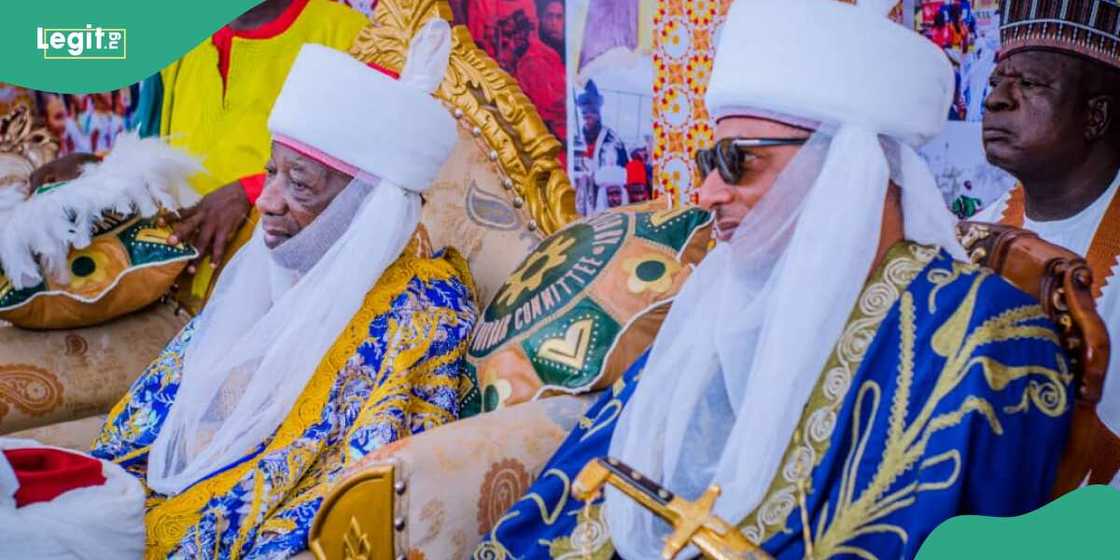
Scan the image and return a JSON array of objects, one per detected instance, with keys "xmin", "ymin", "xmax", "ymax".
[{"xmin": 343, "ymin": 516, "xmax": 371, "ymax": 560}]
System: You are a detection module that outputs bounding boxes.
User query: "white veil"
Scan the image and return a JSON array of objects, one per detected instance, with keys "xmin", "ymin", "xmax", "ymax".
[
  {"xmin": 604, "ymin": 122, "xmax": 964, "ymax": 558},
  {"xmin": 147, "ymin": 21, "xmax": 453, "ymax": 496}
]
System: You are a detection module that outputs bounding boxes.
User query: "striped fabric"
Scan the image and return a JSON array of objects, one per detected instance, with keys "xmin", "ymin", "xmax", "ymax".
[{"xmin": 1002, "ymin": 0, "xmax": 1120, "ymax": 69}]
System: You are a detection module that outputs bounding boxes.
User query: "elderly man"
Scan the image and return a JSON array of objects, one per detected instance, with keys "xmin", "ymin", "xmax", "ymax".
[
  {"xmin": 974, "ymin": 0, "xmax": 1120, "ymax": 487},
  {"xmin": 474, "ymin": 1, "xmax": 1073, "ymax": 558},
  {"xmin": 90, "ymin": 23, "xmax": 478, "ymax": 559}
]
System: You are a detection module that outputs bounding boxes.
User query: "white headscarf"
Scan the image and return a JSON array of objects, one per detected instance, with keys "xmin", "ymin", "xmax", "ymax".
[
  {"xmin": 147, "ymin": 21, "xmax": 457, "ymax": 496},
  {"xmin": 605, "ymin": 1, "xmax": 964, "ymax": 557}
]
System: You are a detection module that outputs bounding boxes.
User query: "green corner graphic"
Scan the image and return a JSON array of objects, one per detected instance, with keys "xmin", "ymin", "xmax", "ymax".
[
  {"xmin": 917, "ymin": 485, "xmax": 1120, "ymax": 559},
  {"xmin": 2, "ymin": 0, "xmax": 260, "ymax": 92}
]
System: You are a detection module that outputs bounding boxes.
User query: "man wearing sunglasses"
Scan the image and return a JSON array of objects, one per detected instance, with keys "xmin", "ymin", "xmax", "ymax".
[{"xmin": 474, "ymin": 0, "xmax": 1075, "ymax": 558}]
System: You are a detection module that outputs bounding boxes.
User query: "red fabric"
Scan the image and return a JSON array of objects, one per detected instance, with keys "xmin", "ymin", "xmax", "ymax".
[
  {"xmin": 626, "ymin": 159, "xmax": 648, "ymax": 185},
  {"xmin": 3, "ymin": 448, "xmax": 105, "ymax": 508},
  {"xmin": 240, "ymin": 173, "xmax": 267, "ymax": 205},
  {"xmin": 366, "ymin": 61, "xmax": 401, "ymax": 79},
  {"xmin": 212, "ymin": 0, "xmax": 312, "ymax": 88}
]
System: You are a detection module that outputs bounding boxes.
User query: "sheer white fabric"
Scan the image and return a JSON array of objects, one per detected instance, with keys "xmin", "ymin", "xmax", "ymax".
[
  {"xmin": 147, "ymin": 20, "xmax": 453, "ymax": 495},
  {"xmin": 147, "ymin": 177, "xmax": 421, "ymax": 495},
  {"xmin": 605, "ymin": 124, "xmax": 964, "ymax": 558}
]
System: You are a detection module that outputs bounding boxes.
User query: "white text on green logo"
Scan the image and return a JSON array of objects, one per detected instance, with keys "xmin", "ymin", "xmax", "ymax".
[{"xmin": 37, "ymin": 25, "xmax": 127, "ymax": 60}]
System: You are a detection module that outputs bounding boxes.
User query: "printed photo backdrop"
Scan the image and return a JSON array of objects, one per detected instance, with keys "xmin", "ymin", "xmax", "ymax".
[
  {"xmin": 909, "ymin": 0, "xmax": 1015, "ymax": 217},
  {"xmin": 567, "ymin": 0, "xmax": 656, "ymax": 216},
  {"xmin": 449, "ymin": 0, "xmax": 568, "ymax": 148},
  {"xmin": 2, "ymin": 0, "xmax": 1016, "ymax": 221},
  {"xmin": 0, "ymin": 83, "xmax": 141, "ymax": 156}
]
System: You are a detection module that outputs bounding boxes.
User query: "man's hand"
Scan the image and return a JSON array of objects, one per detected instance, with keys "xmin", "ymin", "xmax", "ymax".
[
  {"xmin": 168, "ymin": 181, "xmax": 251, "ymax": 272},
  {"xmin": 29, "ymin": 153, "xmax": 100, "ymax": 189}
]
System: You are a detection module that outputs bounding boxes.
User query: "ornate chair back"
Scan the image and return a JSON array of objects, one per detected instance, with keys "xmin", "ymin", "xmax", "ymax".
[
  {"xmin": 958, "ymin": 221, "xmax": 1119, "ymax": 495},
  {"xmin": 348, "ymin": 0, "xmax": 576, "ymax": 307}
]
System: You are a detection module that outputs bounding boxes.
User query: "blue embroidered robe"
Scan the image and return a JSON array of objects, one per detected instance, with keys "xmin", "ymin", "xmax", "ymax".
[
  {"xmin": 92, "ymin": 245, "xmax": 478, "ymax": 560},
  {"xmin": 474, "ymin": 242, "xmax": 1073, "ymax": 559}
]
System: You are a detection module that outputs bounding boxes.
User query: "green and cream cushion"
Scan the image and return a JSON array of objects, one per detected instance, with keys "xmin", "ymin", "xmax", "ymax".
[
  {"xmin": 468, "ymin": 201, "xmax": 712, "ymax": 411},
  {"xmin": 0, "ymin": 183, "xmax": 196, "ymax": 330}
]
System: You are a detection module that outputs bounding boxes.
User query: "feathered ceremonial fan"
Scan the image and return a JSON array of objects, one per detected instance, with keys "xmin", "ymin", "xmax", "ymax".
[
  {"xmin": 0, "ymin": 133, "xmax": 201, "ymax": 290},
  {"xmin": 0, "ymin": 133, "xmax": 202, "ymax": 329}
]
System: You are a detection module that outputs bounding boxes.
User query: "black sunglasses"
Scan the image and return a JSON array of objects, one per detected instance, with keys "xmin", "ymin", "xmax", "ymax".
[{"xmin": 695, "ymin": 137, "xmax": 809, "ymax": 184}]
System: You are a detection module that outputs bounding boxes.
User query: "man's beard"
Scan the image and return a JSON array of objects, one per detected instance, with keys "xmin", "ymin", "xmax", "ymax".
[{"xmin": 269, "ymin": 179, "xmax": 372, "ymax": 273}]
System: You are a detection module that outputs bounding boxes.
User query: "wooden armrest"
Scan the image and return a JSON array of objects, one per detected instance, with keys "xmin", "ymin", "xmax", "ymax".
[
  {"xmin": 958, "ymin": 221, "xmax": 1119, "ymax": 493},
  {"xmin": 311, "ymin": 395, "xmax": 593, "ymax": 560}
]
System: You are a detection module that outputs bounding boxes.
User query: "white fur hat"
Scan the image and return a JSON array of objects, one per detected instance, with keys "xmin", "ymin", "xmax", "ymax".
[
  {"xmin": 705, "ymin": 0, "xmax": 953, "ymax": 147},
  {"xmin": 594, "ymin": 165, "xmax": 627, "ymax": 187},
  {"xmin": 268, "ymin": 20, "xmax": 457, "ymax": 192}
]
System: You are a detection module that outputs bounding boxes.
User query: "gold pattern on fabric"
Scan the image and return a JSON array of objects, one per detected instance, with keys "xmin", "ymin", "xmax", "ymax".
[
  {"xmin": 738, "ymin": 244, "xmax": 1069, "ymax": 559},
  {"xmin": 545, "ymin": 503, "xmax": 614, "ymax": 560},
  {"xmin": 738, "ymin": 242, "xmax": 933, "ymax": 544},
  {"xmin": 144, "ymin": 237, "xmax": 473, "ymax": 559}
]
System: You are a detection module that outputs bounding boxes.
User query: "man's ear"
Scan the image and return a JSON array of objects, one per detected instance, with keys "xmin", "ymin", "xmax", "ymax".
[{"xmin": 1086, "ymin": 94, "xmax": 1115, "ymax": 142}]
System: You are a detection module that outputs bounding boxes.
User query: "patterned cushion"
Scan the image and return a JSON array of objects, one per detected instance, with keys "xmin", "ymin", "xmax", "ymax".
[
  {"xmin": 468, "ymin": 202, "xmax": 712, "ymax": 412},
  {"xmin": 0, "ymin": 183, "xmax": 196, "ymax": 330}
]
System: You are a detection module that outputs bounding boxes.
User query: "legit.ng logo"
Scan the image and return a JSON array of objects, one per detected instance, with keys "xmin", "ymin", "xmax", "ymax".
[{"xmin": 36, "ymin": 25, "xmax": 126, "ymax": 60}]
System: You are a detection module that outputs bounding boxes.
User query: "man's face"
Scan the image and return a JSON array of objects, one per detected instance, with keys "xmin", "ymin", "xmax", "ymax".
[
  {"xmin": 258, "ymin": 143, "xmax": 352, "ymax": 249},
  {"xmin": 496, "ymin": 14, "xmax": 530, "ymax": 71},
  {"xmin": 542, "ymin": 1, "xmax": 564, "ymax": 44},
  {"xmin": 626, "ymin": 182, "xmax": 649, "ymax": 203},
  {"xmin": 93, "ymin": 92, "xmax": 112, "ymax": 112},
  {"xmin": 115, "ymin": 88, "xmax": 131, "ymax": 116},
  {"xmin": 697, "ymin": 116, "xmax": 811, "ymax": 242},
  {"xmin": 580, "ymin": 104, "xmax": 601, "ymax": 131},
  {"xmin": 982, "ymin": 50, "xmax": 1092, "ymax": 178},
  {"xmin": 44, "ymin": 96, "xmax": 66, "ymax": 136},
  {"xmin": 606, "ymin": 186, "xmax": 623, "ymax": 207}
]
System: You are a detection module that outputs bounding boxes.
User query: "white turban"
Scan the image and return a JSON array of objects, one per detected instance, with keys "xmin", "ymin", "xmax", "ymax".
[{"xmin": 606, "ymin": 1, "xmax": 966, "ymax": 557}]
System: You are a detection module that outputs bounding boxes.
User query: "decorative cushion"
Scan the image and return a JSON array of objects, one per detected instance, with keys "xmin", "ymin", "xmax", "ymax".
[
  {"xmin": 0, "ymin": 183, "xmax": 196, "ymax": 330},
  {"xmin": 468, "ymin": 202, "xmax": 712, "ymax": 412}
]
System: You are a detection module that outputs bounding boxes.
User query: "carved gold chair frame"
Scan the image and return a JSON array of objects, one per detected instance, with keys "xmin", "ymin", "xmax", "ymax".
[
  {"xmin": 347, "ymin": 0, "xmax": 575, "ymax": 237},
  {"xmin": 310, "ymin": 1, "xmax": 574, "ymax": 558}
]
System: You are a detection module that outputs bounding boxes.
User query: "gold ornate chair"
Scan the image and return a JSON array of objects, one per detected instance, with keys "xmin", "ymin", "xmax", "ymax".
[
  {"xmin": 307, "ymin": 2, "xmax": 594, "ymax": 559},
  {"xmin": 957, "ymin": 221, "xmax": 1118, "ymax": 495},
  {"xmin": 352, "ymin": 1, "xmax": 575, "ymax": 306},
  {"xmin": 5, "ymin": 0, "xmax": 578, "ymax": 446}
]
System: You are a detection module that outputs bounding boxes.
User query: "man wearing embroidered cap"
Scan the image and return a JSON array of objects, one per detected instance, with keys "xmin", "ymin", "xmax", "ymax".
[
  {"xmin": 89, "ymin": 21, "xmax": 479, "ymax": 559},
  {"xmin": 975, "ymin": 0, "xmax": 1120, "ymax": 488},
  {"xmin": 474, "ymin": 1, "xmax": 1074, "ymax": 558}
]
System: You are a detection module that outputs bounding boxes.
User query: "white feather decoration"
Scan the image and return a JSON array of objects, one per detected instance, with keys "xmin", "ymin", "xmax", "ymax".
[{"xmin": 0, "ymin": 133, "xmax": 202, "ymax": 290}]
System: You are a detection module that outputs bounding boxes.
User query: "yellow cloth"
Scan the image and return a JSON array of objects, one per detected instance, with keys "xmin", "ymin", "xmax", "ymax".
[{"xmin": 159, "ymin": 0, "xmax": 368, "ymax": 195}]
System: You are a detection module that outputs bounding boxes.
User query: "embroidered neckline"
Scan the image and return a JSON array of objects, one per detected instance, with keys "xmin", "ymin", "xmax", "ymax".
[{"xmin": 737, "ymin": 241, "xmax": 937, "ymax": 545}]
